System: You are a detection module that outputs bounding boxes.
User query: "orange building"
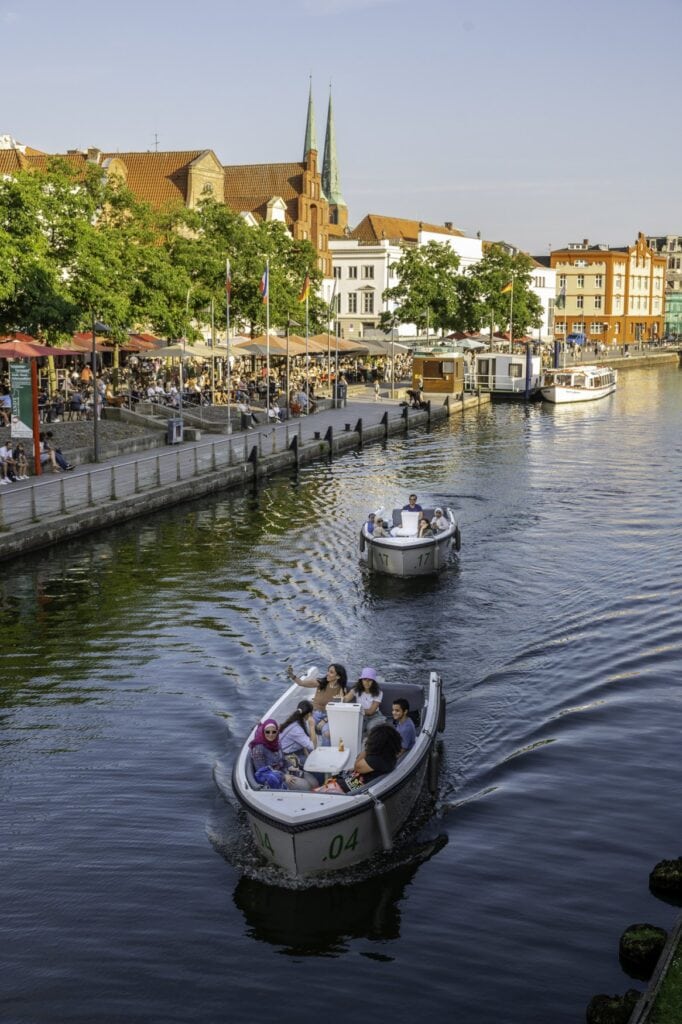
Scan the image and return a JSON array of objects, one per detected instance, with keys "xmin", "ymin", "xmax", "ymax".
[{"xmin": 550, "ymin": 233, "xmax": 665, "ymax": 345}]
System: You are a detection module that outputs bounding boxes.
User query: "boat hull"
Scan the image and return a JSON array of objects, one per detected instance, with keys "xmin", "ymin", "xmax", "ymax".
[
  {"xmin": 360, "ymin": 532, "xmax": 455, "ymax": 577},
  {"xmin": 541, "ymin": 381, "xmax": 617, "ymax": 403}
]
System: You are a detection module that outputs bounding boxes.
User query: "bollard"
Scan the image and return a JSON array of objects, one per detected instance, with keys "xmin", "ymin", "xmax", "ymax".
[
  {"xmin": 345, "ymin": 423, "xmax": 351, "ymax": 431},
  {"xmin": 314, "ymin": 431, "xmax": 321, "ymax": 440}
]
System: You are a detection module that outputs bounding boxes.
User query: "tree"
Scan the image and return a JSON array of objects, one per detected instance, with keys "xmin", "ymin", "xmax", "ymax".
[
  {"xmin": 467, "ymin": 244, "xmax": 543, "ymax": 339},
  {"xmin": 379, "ymin": 241, "xmax": 474, "ymax": 335}
]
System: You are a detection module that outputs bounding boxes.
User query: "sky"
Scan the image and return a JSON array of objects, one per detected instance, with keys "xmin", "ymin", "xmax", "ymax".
[{"xmin": 3, "ymin": 0, "xmax": 682, "ymax": 254}]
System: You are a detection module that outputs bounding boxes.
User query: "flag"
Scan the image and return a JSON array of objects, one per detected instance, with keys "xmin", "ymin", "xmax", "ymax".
[
  {"xmin": 225, "ymin": 260, "xmax": 232, "ymax": 301},
  {"xmin": 259, "ymin": 265, "xmax": 269, "ymax": 304},
  {"xmin": 298, "ymin": 274, "xmax": 310, "ymax": 303},
  {"xmin": 555, "ymin": 285, "xmax": 566, "ymax": 309},
  {"xmin": 328, "ymin": 276, "xmax": 337, "ymax": 312},
  {"xmin": 501, "ymin": 282, "xmax": 513, "ymax": 295}
]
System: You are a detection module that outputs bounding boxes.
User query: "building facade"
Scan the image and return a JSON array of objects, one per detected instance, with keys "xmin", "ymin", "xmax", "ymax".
[
  {"xmin": 550, "ymin": 234, "xmax": 665, "ymax": 345},
  {"xmin": 646, "ymin": 233, "xmax": 682, "ymax": 336},
  {"xmin": 330, "ymin": 216, "xmax": 483, "ymax": 339}
]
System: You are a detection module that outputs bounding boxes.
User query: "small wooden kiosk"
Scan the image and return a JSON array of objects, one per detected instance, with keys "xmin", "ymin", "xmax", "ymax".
[{"xmin": 412, "ymin": 348, "xmax": 465, "ymax": 396}]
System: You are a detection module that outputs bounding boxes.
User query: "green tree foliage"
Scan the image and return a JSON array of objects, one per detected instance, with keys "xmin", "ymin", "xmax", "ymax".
[
  {"xmin": 380, "ymin": 241, "xmax": 475, "ymax": 335},
  {"xmin": 467, "ymin": 244, "xmax": 544, "ymax": 339}
]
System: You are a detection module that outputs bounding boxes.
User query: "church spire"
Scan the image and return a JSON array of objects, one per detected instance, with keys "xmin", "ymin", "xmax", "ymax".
[
  {"xmin": 322, "ymin": 86, "xmax": 346, "ymax": 220},
  {"xmin": 302, "ymin": 77, "xmax": 318, "ymax": 160}
]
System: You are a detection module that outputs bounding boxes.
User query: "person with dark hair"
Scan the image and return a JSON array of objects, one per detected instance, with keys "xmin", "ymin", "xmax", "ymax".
[
  {"xmin": 344, "ymin": 666, "xmax": 384, "ymax": 732},
  {"xmin": 287, "ymin": 663, "xmax": 348, "ymax": 746},
  {"xmin": 279, "ymin": 699, "xmax": 316, "ymax": 764},
  {"xmin": 417, "ymin": 512, "xmax": 433, "ymax": 538},
  {"xmin": 402, "ymin": 494, "xmax": 422, "ymax": 512},
  {"xmin": 315, "ymin": 723, "xmax": 402, "ymax": 794},
  {"xmin": 391, "ymin": 699, "xmax": 416, "ymax": 757}
]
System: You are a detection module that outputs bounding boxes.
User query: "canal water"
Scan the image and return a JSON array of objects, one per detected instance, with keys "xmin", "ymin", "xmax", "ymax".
[{"xmin": 2, "ymin": 365, "xmax": 681, "ymax": 1024}]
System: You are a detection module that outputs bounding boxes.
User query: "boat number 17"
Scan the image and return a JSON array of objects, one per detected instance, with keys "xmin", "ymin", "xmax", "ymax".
[{"xmin": 328, "ymin": 828, "xmax": 358, "ymax": 860}]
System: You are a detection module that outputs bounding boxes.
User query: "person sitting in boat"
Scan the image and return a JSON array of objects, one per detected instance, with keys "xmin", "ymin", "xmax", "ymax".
[
  {"xmin": 418, "ymin": 513, "xmax": 434, "ymax": 538},
  {"xmin": 315, "ymin": 724, "xmax": 402, "ymax": 793},
  {"xmin": 279, "ymin": 700, "xmax": 316, "ymax": 768},
  {"xmin": 402, "ymin": 494, "xmax": 422, "ymax": 512},
  {"xmin": 365, "ymin": 512, "xmax": 376, "ymax": 534},
  {"xmin": 343, "ymin": 667, "xmax": 384, "ymax": 733},
  {"xmin": 249, "ymin": 719, "xmax": 311, "ymax": 791},
  {"xmin": 391, "ymin": 699, "xmax": 416, "ymax": 758},
  {"xmin": 430, "ymin": 507, "xmax": 449, "ymax": 532},
  {"xmin": 372, "ymin": 517, "xmax": 391, "ymax": 538},
  {"xmin": 287, "ymin": 663, "xmax": 348, "ymax": 746}
]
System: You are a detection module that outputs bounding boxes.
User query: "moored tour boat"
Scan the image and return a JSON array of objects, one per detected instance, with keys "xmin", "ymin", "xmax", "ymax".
[
  {"xmin": 231, "ymin": 672, "xmax": 445, "ymax": 879},
  {"xmin": 359, "ymin": 506, "xmax": 461, "ymax": 578},
  {"xmin": 541, "ymin": 365, "xmax": 618, "ymax": 404}
]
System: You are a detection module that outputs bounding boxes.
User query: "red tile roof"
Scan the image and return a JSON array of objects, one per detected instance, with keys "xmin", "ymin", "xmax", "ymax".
[
  {"xmin": 223, "ymin": 161, "xmax": 305, "ymax": 225},
  {"xmin": 351, "ymin": 214, "xmax": 464, "ymax": 244}
]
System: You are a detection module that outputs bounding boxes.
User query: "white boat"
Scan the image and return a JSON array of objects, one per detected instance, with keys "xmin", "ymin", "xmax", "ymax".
[
  {"xmin": 231, "ymin": 673, "xmax": 445, "ymax": 879},
  {"xmin": 465, "ymin": 351, "xmax": 543, "ymax": 397},
  {"xmin": 359, "ymin": 507, "xmax": 461, "ymax": 578},
  {"xmin": 541, "ymin": 365, "xmax": 618, "ymax": 404}
]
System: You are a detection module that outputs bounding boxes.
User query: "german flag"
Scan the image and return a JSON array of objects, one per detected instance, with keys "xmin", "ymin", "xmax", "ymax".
[
  {"xmin": 298, "ymin": 274, "xmax": 311, "ymax": 303},
  {"xmin": 501, "ymin": 282, "xmax": 513, "ymax": 294}
]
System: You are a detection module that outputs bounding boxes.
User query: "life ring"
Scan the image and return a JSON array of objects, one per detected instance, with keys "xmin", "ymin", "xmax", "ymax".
[
  {"xmin": 454, "ymin": 526, "xmax": 461, "ymax": 552},
  {"xmin": 437, "ymin": 694, "xmax": 446, "ymax": 733}
]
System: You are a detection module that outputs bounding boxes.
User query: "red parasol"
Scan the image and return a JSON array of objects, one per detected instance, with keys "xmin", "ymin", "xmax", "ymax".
[{"xmin": 0, "ymin": 334, "xmax": 84, "ymax": 358}]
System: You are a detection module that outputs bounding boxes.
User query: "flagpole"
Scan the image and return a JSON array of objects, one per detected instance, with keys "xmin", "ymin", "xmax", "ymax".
[
  {"xmin": 265, "ymin": 258, "xmax": 270, "ymax": 416},
  {"xmin": 226, "ymin": 259, "xmax": 232, "ymax": 434},
  {"xmin": 509, "ymin": 277, "xmax": 514, "ymax": 354}
]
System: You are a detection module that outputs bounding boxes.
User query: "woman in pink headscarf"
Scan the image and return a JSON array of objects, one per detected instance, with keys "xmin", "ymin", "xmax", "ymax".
[{"xmin": 249, "ymin": 719, "xmax": 313, "ymax": 791}]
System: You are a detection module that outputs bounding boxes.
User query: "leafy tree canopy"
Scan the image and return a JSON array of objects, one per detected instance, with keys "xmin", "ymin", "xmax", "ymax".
[{"xmin": 467, "ymin": 244, "xmax": 544, "ymax": 338}]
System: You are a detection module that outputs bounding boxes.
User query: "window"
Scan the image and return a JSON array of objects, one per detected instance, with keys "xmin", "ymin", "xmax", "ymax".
[
  {"xmin": 572, "ymin": 322, "xmax": 585, "ymax": 333},
  {"xmin": 348, "ymin": 266, "xmax": 358, "ymax": 279},
  {"xmin": 594, "ymin": 296, "xmax": 602, "ymax": 310},
  {"xmin": 577, "ymin": 274, "xmax": 585, "ymax": 288},
  {"xmin": 590, "ymin": 322, "xmax": 604, "ymax": 334},
  {"xmin": 333, "ymin": 266, "xmax": 342, "ymax": 279},
  {"xmin": 362, "ymin": 292, "xmax": 374, "ymax": 314},
  {"xmin": 509, "ymin": 364, "xmax": 522, "ymax": 378},
  {"xmin": 595, "ymin": 274, "xmax": 603, "ymax": 288},
  {"xmin": 559, "ymin": 274, "xmax": 566, "ymax": 287},
  {"xmin": 361, "ymin": 265, "xmax": 374, "ymax": 280},
  {"xmin": 423, "ymin": 360, "xmax": 444, "ymax": 378},
  {"xmin": 615, "ymin": 275, "xmax": 622, "ymax": 288},
  {"xmin": 347, "ymin": 292, "xmax": 357, "ymax": 313},
  {"xmin": 577, "ymin": 295, "xmax": 584, "ymax": 309}
]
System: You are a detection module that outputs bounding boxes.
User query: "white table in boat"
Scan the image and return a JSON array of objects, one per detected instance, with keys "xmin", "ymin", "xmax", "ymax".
[{"xmin": 303, "ymin": 747, "xmax": 351, "ymax": 775}]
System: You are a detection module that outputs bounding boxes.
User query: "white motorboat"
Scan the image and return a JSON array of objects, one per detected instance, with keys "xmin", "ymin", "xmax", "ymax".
[
  {"xmin": 541, "ymin": 365, "xmax": 618, "ymax": 404},
  {"xmin": 231, "ymin": 672, "xmax": 445, "ymax": 879},
  {"xmin": 359, "ymin": 507, "xmax": 461, "ymax": 578}
]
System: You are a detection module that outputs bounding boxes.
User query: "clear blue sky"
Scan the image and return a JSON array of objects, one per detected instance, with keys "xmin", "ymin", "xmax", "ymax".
[{"xmin": 4, "ymin": 0, "xmax": 681, "ymax": 254}]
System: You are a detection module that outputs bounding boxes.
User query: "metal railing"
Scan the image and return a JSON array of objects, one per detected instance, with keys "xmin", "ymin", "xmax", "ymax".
[{"xmin": 0, "ymin": 421, "xmax": 303, "ymax": 530}]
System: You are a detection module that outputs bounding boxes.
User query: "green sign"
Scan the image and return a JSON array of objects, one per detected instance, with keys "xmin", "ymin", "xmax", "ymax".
[{"xmin": 9, "ymin": 362, "xmax": 34, "ymax": 439}]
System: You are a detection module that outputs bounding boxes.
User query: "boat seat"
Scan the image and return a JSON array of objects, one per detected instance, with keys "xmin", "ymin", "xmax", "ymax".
[
  {"xmin": 245, "ymin": 754, "xmax": 264, "ymax": 790},
  {"xmin": 379, "ymin": 682, "xmax": 425, "ymax": 728}
]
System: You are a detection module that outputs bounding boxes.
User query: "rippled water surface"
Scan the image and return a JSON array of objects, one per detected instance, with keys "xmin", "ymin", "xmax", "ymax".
[{"xmin": 2, "ymin": 366, "xmax": 681, "ymax": 1023}]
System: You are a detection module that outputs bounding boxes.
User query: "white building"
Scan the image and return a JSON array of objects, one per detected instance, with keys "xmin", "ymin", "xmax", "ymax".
[{"xmin": 329, "ymin": 215, "xmax": 483, "ymax": 339}]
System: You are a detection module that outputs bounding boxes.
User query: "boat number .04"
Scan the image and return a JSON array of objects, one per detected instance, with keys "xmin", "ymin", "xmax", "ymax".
[{"xmin": 327, "ymin": 828, "xmax": 358, "ymax": 860}]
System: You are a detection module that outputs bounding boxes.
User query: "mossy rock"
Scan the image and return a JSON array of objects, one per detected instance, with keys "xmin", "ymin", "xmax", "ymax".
[
  {"xmin": 619, "ymin": 923, "xmax": 668, "ymax": 979},
  {"xmin": 650, "ymin": 857, "xmax": 682, "ymax": 897},
  {"xmin": 585, "ymin": 989, "xmax": 641, "ymax": 1024}
]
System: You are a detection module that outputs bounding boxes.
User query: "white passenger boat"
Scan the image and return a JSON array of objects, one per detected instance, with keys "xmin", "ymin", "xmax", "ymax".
[
  {"xmin": 231, "ymin": 673, "xmax": 445, "ymax": 879},
  {"xmin": 541, "ymin": 365, "xmax": 618, "ymax": 404},
  {"xmin": 359, "ymin": 507, "xmax": 461, "ymax": 578}
]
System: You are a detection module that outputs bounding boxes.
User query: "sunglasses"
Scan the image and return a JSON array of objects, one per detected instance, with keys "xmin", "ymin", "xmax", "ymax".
[{"xmin": 264, "ymin": 728, "xmax": 278, "ymax": 736}]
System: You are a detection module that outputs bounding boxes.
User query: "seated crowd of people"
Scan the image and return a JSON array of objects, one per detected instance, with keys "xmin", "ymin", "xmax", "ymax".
[{"xmin": 248, "ymin": 664, "xmax": 417, "ymax": 793}]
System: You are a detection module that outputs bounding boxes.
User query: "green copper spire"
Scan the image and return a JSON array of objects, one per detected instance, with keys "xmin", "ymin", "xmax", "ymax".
[
  {"xmin": 322, "ymin": 87, "xmax": 346, "ymax": 211},
  {"xmin": 303, "ymin": 78, "xmax": 318, "ymax": 160}
]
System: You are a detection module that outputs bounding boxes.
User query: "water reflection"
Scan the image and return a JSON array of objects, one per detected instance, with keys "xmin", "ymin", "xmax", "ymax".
[{"xmin": 232, "ymin": 835, "xmax": 447, "ymax": 955}]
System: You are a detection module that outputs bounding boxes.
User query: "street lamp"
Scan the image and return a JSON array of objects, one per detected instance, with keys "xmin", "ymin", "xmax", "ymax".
[{"xmin": 91, "ymin": 315, "xmax": 111, "ymax": 462}]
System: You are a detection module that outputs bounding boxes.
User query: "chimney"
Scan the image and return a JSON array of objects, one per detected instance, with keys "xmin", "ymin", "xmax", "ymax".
[
  {"xmin": 444, "ymin": 221, "xmax": 453, "ymax": 230},
  {"xmin": 583, "ymin": 238, "xmax": 589, "ymax": 247},
  {"xmin": 87, "ymin": 147, "xmax": 102, "ymax": 164}
]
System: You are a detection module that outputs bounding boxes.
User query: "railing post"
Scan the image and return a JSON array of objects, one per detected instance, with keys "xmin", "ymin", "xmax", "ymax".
[{"xmin": 289, "ymin": 433, "xmax": 299, "ymax": 468}]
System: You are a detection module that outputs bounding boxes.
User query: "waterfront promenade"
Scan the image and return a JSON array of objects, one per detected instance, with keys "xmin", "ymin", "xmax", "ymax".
[{"xmin": 0, "ymin": 389, "xmax": 487, "ymax": 563}]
